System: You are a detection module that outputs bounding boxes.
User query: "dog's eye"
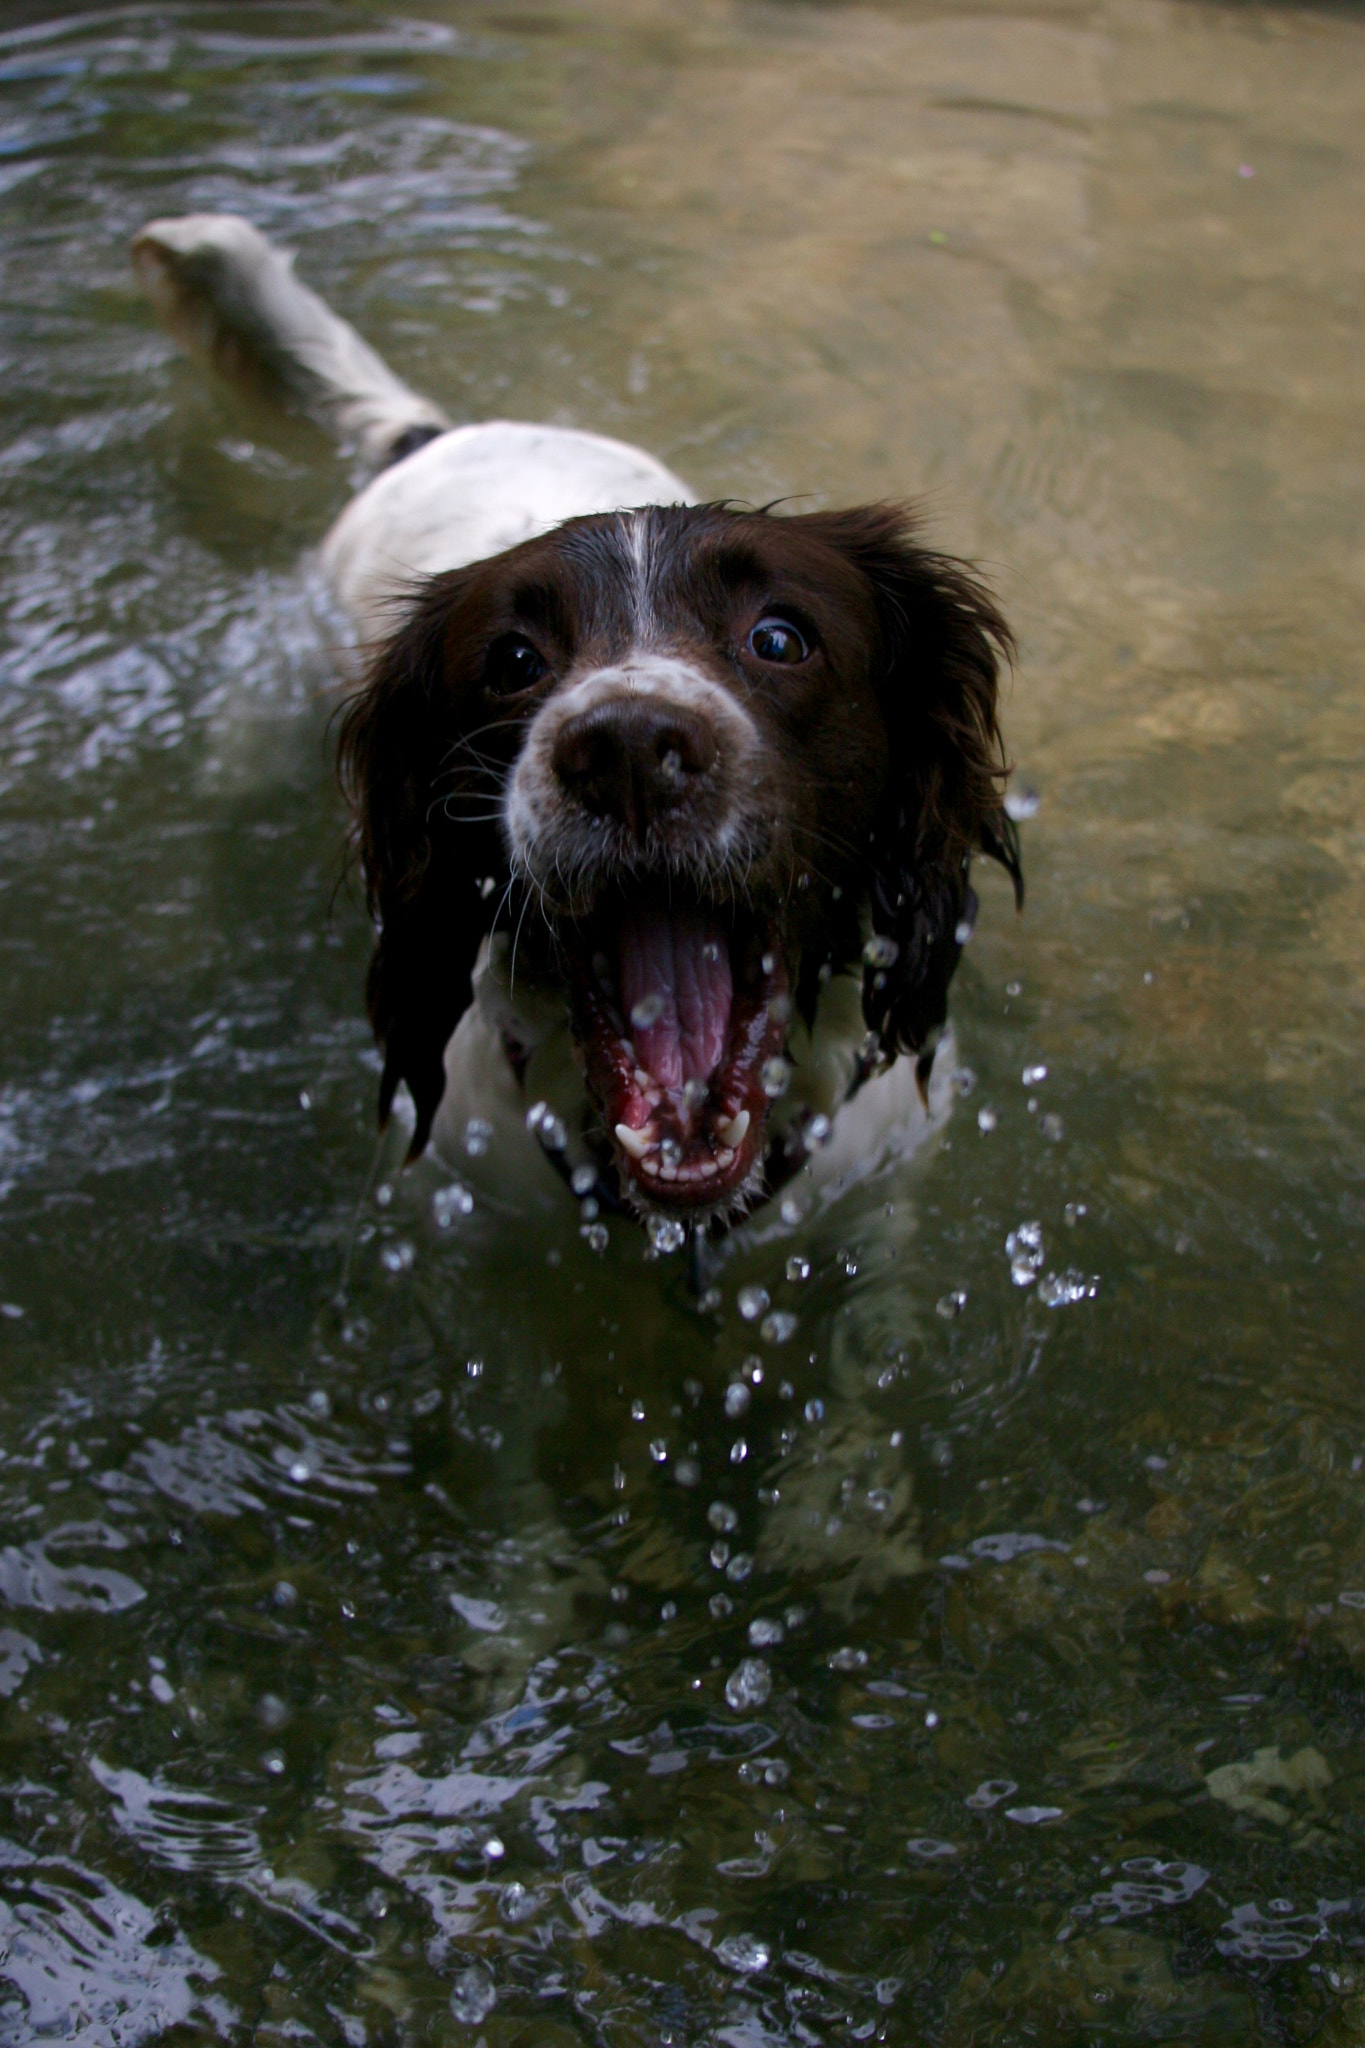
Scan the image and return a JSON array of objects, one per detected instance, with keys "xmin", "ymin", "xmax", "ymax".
[
  {"xmin": 485, "ymin": 635, "xmax": 548, "ymax": 695},
  {"xmin": 747, "ymin": 616, "xmax": 809, "ymax": 665}
]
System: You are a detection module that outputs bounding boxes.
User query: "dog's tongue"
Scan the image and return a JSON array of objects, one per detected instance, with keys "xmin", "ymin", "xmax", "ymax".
[{"xmin": 618, "ymin": 906, "xmax": 733, "ymax": 1090}]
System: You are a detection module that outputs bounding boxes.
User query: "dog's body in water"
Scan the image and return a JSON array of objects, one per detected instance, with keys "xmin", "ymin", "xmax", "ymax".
[{"xmin": 133, "ymin": 214, "xmax": 1021, "ymax": 1255}]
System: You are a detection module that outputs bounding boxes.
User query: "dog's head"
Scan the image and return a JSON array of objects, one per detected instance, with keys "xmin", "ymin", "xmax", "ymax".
[{"xmin": 337, "ymin": 502, "xmax": 1021, "ymax": 1216}]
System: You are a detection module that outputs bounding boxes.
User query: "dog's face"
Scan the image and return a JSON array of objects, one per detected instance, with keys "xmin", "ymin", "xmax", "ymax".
[{"xmin": 339, "ymin": 503, "xmax": 1021, "ymax": 1220}]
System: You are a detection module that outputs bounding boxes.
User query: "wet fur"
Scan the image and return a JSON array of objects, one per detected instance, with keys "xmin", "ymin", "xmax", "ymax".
[{"xmin": 336, "ymin": 501, "xmax": 1022, "ymax": 1170}]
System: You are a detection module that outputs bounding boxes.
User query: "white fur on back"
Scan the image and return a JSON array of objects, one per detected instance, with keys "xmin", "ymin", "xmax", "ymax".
[{"xmin": 321, "ymin": 423, "xmax": 696, "ymax": 641}]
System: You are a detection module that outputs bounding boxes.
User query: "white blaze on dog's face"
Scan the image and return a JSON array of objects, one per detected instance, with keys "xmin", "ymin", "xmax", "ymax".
[{"xmin": 338, "ymin": 503, "xmax": 1019, "ymax": 1220}]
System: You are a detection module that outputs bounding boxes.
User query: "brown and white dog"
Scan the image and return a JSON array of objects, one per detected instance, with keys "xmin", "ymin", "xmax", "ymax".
[{"xmin": 133, "ymin": 215, "xmax": 1022, "ymax": 1242}]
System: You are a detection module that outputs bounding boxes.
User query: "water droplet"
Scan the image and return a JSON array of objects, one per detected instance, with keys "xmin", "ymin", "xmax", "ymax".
[
  {"xmin": 749, "ymin": 1617, "xmax": 784, "ymax": 1646},
  {"xmin": 648, "ymin": 1217, "xmax": 686, "ymax": 1256},
  {"xmin": 464, "ymin": 1117, "xmax": 493, "ymax": 1157},
  {"xmin": 730, "ymin": 1438, "xmax": 748, "ymax": 1464},
  {"xmin": 761, "ymin": 1056, "xmax": 790, "ymax": 1098},
  {"xmin": 630, "ymin": 1399, "xmax": 646, "ymax": 1421},
  {"xmin": 717, "ymin": 1932, "xmax": 772, "ymax": 1973},
  {"xmin": 263, "ymin": 1751, "xmax": 285, "ymax": 1776},
  {"xmin": 581, "ymin": 1221, "xmax": 610, "ymax": 1253},
  {"xmin": 1004, "ymin": 788, "xmax": 1040, "ymax": 821},
  {"xmin": 466, "ymin": 1358, "xmax": 484, "ymax": 1379},
  {"xmin": 1006, "ymin": 980, "xmax": 1023, "ymax": 997},
  {"xmin": 805, "ymin": 1112, "xmax": 832, "ymax": 1148},
  {"xmin": 570, "ymin": 1163, "xmax": 597, "ymax": 1196},
  {"xmin": 829, "ymin": 1646, "xmax": 868, "ymax": 1672},
  {"xmin": 708, "ymin": 1501, "xmax": 739, "ymax": 1533},
  {"xmin": 659, "ymin": 1137, "xmax": 683, "ymax": 1168},
  {"xmin": 272, "ymin": 1581, "xmax": 297, "ymax": 1609},
  {"xmin": 951, "ymin": 1066, "xmax": 976, "ymax": 1096},
  {"xmin": 1005, "ymin": 1805, "xmax": 1063, "ymax": 1825},
  {"xmin": 1006, "ymin": 1220, "xmax": 1044, "ymax": 1286},
  {"xmin": 287, "ymin": 1458, "xmax": 312, "ymax": 1485},
  {"xmin": 760, "ymin": 1311, "xmax": 798, "ymax": 1345},
  {"xmin": 449, "ymin": 1964, "xmax": 497, "ymax": 2025},
  {"xmin": 484, "ymin": 1836, "xmax": 506, "ymax": 1860},
  {"xmin": 674, "ymin": 1457, "xmax": 700, "ymax": 1488},
  {"xmin": 862, "ymin": 934, "xmax": 900, "ymax": 969},
  {"xmin": 724, "ymin": 1658, "xmax": 772, "ymax": 1711},
  {"xmin": 936, "ymin": 1289, "xmax": 967, "ymax": 1320},
  {"xmin": 737, "ymin": 1285, "xmax": 770, "ymax": 1322},
  {"xmin": 381, "ymin": 1241, "xmax": 415, "ymax": 1274},
  {"xmin": 742, "ymin": 1355, "xmax": 764, "ymax": 1383},
  {"xmin": 1037, "ymin": 1269, "xmax": 1099, "ymax": 1307},
  {"xmin": 702, "ymin": 940, "xmax": 722, "ymax": 964},
  {"xmin": 965, "ymin": 1778, "xmax": 1018, "ymax": 1810},
  {"xmin": 726, "ymin": 1553, "xmax": 753, "ymax": 1583},
  {"xmin": 710, "ymin": 1592, "xmax": 734, "ymax": 1618},
  {"xmin": 649, "ymin": 1438, "xmax": 668, "ymax": 1463},
  {"xmin": 1040, "ymin": 1113, "xmax": 1064, "ymax": 1141},
  {"xmin": 803, "ymin": 1398, "xmax": 825, "ymax": 1424},
  {"xmin": 1022, "ymin": 1062, "xmax": 1048, "ymax": 1086},
  {"xmin": 630, "ymin": 991, "xmax": 667, "ymax": 1030},
  {"xmin": 779, "ymin": 1197, "xmax": 804, "ymax": 1226},
  {"xmin": 374, "ymin": 1182, "xmax": 393, "ymax": 1208},
  {"xmin": 725, "ymin": 1382, "xmax": 751, "ymax": 1419},
  {"xmin": 433, "ymin": 1181, "xmax": 474, "ymax": 1226},
  {"xmin": 977, "ymin": 1105, "xmax": 998, "ymax": 1134},
  {"xmin": 499, "ymin": 1881, "xmax": 535, "ymax": 1923},
  {"xmin": 786, "ymin": 1255, "xmax": 811, "ymax": 1282},
  {"xmin": 660, "ymin": 1600, "xmax": 677, "ymax": 1622},
  {"xmin": 298, "ymin": 1090, "xmax": 312, "ymax": 1110},
  {"xmin": 906, "ymin": 1836, "xmax": 958, "ymax": 1859}
]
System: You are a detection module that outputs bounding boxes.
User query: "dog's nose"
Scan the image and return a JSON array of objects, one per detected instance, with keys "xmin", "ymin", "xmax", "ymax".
[{"xmin": 551, "ymin": 697, "xmax": 718, "ymax": 838}]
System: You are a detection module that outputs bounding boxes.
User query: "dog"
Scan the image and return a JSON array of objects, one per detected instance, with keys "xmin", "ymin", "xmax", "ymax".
[{"xmin": 132, "ymin": 214, "xmax": 1021, "ymax": 1247}]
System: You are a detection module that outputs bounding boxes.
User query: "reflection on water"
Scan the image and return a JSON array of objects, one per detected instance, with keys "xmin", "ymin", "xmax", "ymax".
[{"xmin": 1, "ymin": 0, "xmax": 1363, "ymax": 2039}]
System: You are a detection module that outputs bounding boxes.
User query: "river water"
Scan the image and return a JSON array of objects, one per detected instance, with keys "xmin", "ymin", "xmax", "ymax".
[{"xmin": 1, "ymin": 2, "xmax": 1363, "ymax": 2041}]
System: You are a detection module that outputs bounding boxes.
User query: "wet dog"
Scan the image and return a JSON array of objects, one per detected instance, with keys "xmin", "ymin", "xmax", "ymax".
[{"xmin": 133, "ymin": 215, "xmax": 1021, "ymax": 1243}]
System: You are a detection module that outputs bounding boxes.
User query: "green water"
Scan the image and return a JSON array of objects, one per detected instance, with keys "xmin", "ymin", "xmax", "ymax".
[{"xmin": 1, "ymin": 2, "xmax": 1363, "ymax": 2041}]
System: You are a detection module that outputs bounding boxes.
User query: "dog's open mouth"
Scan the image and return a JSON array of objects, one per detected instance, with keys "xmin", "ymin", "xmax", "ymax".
[{"xmin": 564, "ymin": 897, "xmax": 789, "ymax": 1211}]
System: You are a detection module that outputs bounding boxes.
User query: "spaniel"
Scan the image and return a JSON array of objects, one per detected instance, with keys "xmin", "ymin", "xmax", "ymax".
[{"xmin": 133, "ymin": 214, "xmax": 1022, "ymax": 1239}]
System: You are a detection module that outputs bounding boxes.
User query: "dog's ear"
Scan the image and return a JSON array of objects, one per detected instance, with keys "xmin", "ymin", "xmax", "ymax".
[
  {"xmin": 802, "ymin": 505, "xmax": 1022, "ymax": 1059},
  {"xmin": 336, "ymin": 575, "xmax": 505, "ymax": 1160}
]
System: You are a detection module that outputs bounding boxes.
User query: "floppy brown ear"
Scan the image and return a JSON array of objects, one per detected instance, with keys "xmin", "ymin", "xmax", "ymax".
[
  {"xmin": 800, "ymin": 504, "xmax": 1022, "ymax": 1058},
  {"xmin": 336, "ymin": 576, "xmax": 507, "ymax": 1160}
]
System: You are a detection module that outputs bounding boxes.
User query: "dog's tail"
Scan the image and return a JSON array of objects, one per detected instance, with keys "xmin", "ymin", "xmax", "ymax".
[{"xmin": 132, "ymin": 214, "xmax": 451, "ymax": 467}]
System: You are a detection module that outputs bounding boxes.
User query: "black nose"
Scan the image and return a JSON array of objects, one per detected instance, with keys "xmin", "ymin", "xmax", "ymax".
[{"xmin": 551, "ymin": 697, "xmax": 718, "ymax": 839}]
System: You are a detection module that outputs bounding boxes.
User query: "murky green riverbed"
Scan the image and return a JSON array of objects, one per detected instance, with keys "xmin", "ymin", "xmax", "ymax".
[{"xmin": 1, "ymin": 1, "xmax": 1363, "ymax": 2040}]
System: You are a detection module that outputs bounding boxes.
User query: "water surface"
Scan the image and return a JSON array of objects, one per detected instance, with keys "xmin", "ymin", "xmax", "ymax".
[{"xmin": 1, "ymin": 1, "xmax": 1363, "ymax": 2041}]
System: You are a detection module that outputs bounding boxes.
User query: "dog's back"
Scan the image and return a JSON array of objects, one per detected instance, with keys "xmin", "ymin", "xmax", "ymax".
[{"xmin": 133, "ymin": 213, "xmax": 693, "ymax": 638}]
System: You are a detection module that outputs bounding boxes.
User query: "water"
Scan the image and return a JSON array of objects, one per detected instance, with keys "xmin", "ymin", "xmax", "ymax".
[{"xmin": 1, "ymin": 0, "xmax": 1363, "ymax": 2040}]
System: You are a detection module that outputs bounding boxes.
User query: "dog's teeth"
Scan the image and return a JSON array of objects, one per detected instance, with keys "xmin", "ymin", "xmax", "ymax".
[
  {"xmin": 614, "ymin": 1122, "xmax": 653, "ymax": 1160},
  {"xmin": 642, "ymin": 1156, "xmax": 661, "ymax": 1176},
  {"xmin": 715, "ymin": 1147, "xmax": 735, "ymax": 1168},
  {"xmin": 660, "ymin": 1164, "xmax": 679, "ymax": 1181},
  {"xmin": 718, "ymin": 1109, "xmax": 750, "ymax": 1150},
  {"xmin": 699, "ymin": 1159, "xmax": 719, "ymax": 1178}
]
